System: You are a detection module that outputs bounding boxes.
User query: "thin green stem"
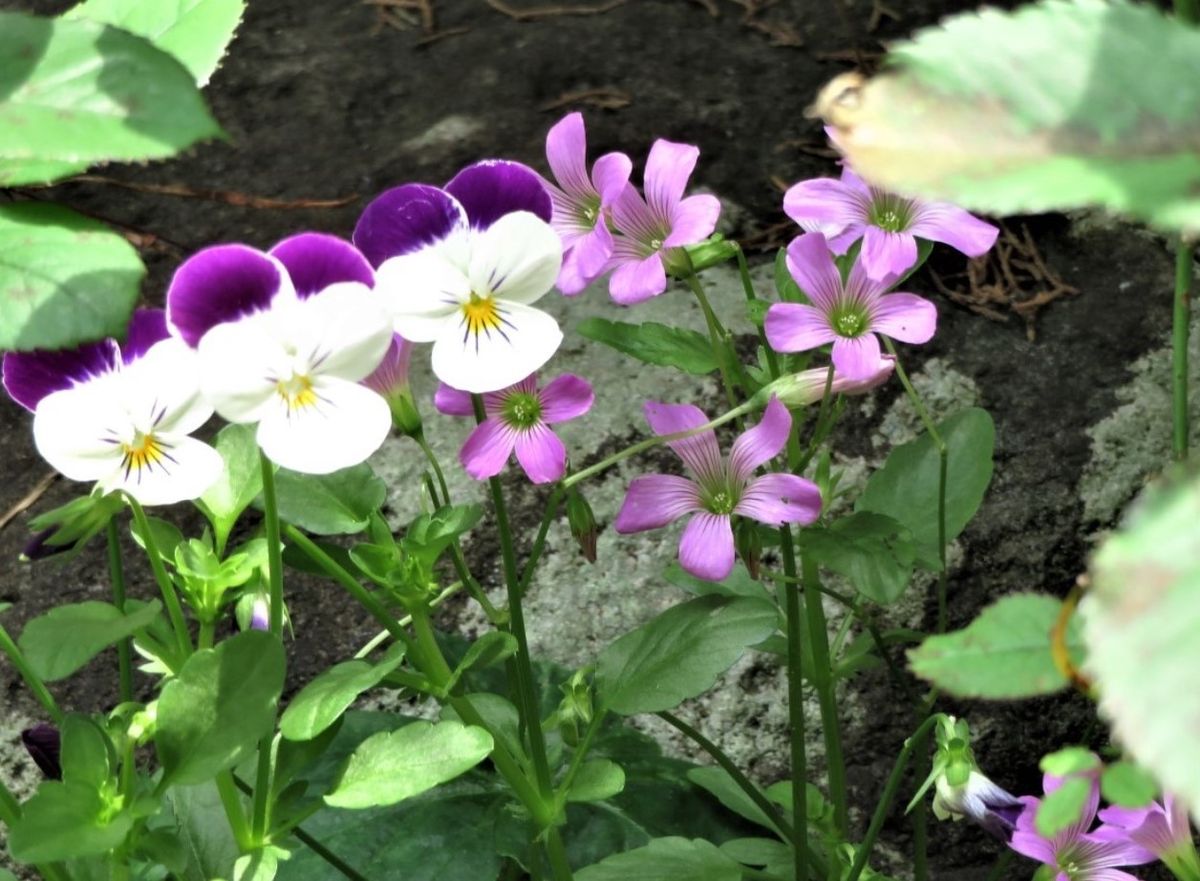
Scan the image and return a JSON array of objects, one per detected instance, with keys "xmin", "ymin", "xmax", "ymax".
[
  {"xmin": 912, "ymin": 745, "xmax": 931, "ymax": 881},
  {"xmin": 127, "ymin": 495, "xmax": 192, "ymax": 656},
  {"xmin": 250, "ymin": 736, "xmax": 274, "ymax": 843},
  {"xmin": 779, "ymin": 528, "xmax": 808, "ymax": 881},
  {"xmin": 1173, "ymin": 239, "xmax": 1193, "ymax": 461},
  {"xmin": 556, "ymin": 710, "xmax": 606, "ymax": 799},
  {"xmin": 352, "ymin": 583, "xmax": 462, "ymax": 660},
  {"xmin": 545, "ymin": 829, "xmax": 574, "ymax": 881},
  {"xmin": 106, "ymin": 520, "xmax": 134, "ymax": 704},
  {"xmin": 684, "ymin": 272, "xmax": 742, "ymax": 416},
  {"xmin": 414, "ymin": 433, "xmax": 452, "ymax": 503},
  {"xmin": 519, "ymin": 488, "xmax": 562, "ymax": 595},
  {"xmin": 846, "ymin": 715, "xmax": 940, "ymax": 881},
  {"xmin": 0, "ymin": 618, "xmax": 63, "ymax": 724},
  {"xmin": 216, "ymin": 771, "xmax": 253, "ymax": 851},
  {"xmin": 198, "ymin": 619, "xmax": 216, "ymax": 650},
  {"xmin": 260, "ymin": 454, "xmax": 284, "ymax": 636},
  {"xmin": 984, "ymin": 849, "xmax": 1014, "ymax": 881}
]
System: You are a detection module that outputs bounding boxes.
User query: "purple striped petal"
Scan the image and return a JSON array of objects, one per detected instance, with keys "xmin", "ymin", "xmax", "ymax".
[
  {"xmin": 353, "ymin": 184, "xmax": 468, "ymax": 268},
  {"xmin": 871, "ymin": 293, "xmax": 937, "ymax": 344},
  {"xmin": 831, "ymin": 334, "xmax": 884, "ymax": 381},
  {"xmin": 167, "ymin": 244, "xmax": 286, "ymax": 347},
  {"xmin": 764, "ymin": 303, "xmax": 837, "ymax": 355},
  {"xmin": 664, "ymin": 193, "xmax": 721, "ymax": 248},
  {"xmin": 539, "ymin": 374, "xmax": 594, "ymax": 423},
  {"xmin": 644, "ymin": 139, "xmax": 698, "ymax": 223},
  {"xmin": 459, "ymin": 418, "xmax": 518, "ymax": 480},
  {"xmin": 514, "ymin": 423, "xmax": 566, "ymax": 484},
  {"xmin": 546, "ymin": 112, "xmax": 590, "ymax": 198},
  {"xmin": 270, "ymin": 233, "xmax": 374, "ymax": 298},
  {"xmin": 433, "ymin": 382, "xmax": 474, "ymax": 417},
  {"xmin": 609, "ymin": 252, "xmax": 666, "ymax": 305},
  {"xmin": 592, "ymin": 151, "xmax": 633, "ymax": 206},
  {"xmin": 783, "ymin": 176, "xmax": 866, "ymax": 233},
  {"xmin": 785, "ymin": 233, "xmax": 844, "ymax": 312},
  {"xmin": 3, "ymin": 338, "xmax": 120, "ymax": 412},
  {"xmin": 909, "ymin": 202, "xmax": 999, "ymax": 258},
  {"xmin": 728, "ymin": 396, "xmax": 791, "ymax": 483},
  {"xmin": 644, "ymin": 400, "xmax": 723, "ymax": 482},
  {"xmin": 861, "ymin": 227, "xmax": 919, "ymax": 280},
  {"xmin": 445, "ymin": 160, "xmax": 553, "ymax": 230},
  {"xmin": 734, "ymin": 473, "xmax": 821, "ymax": 526},
  {"xmin": 614, "ymin": 474, "xmax": 702, "ymax": 533},
  {"xmin": 121, "ymin": 308, "xmax": 170, "ymax": 363},
  {"xmin": 678, "ymin": 512, "xmax": 735, "ymax": 581}
]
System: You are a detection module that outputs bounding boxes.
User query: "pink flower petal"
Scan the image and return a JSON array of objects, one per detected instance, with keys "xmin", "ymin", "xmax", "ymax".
[
  {"xmin": 539, "ymin": 374, "xmax": 594, "ymax": 423},
  {"xmin": 434, "ymin": 382, "xmax": 474, "ymax": 417},
  {"xmin": 764, "ymin": 303, "xmax": 837, "ymax": 355},
  {"xmin": 614, "ymin": 474, "xmax": 702, "ymax": 533},
  {"xmin": 728, "ymin": 396, "xmax": 791, "ymax": 483},
  {"xmin": 545, "ymin": 112, "xmax": 591, "ymax": 198},
  {"xmin": 783, "ymin": 177, "xmax": 866, "ymax": 234},
  {"xmin": 909, "ymin": 202, "xmax": 999, "ymax": 258},
  {"xmin": 1008, "ymin": 830, "xmax": 1056, "ymax": 865},
  {"xmin": 459, "ymin": 418, "xmax": 518, "ymax": 480},
  {"xmin": 831, "ymin": 333, "xmax": 883, "ymax": 381},
  {"xmin": 785, "ymin": 233, "xmax": 845, "ymax": 312},
  {"xmin": 592, "ymin": 151, "xmax": 633, "ymax": 206},
  {"xmin": 678, "ymin": 512, "xmax": 735, "ymax": 581},
  {"xmin": 609, "ymin": 252, "xmax": 667, "ymax": 305},
  {"xmin": 860, "ymin": 227, "xmax": 919, "ymax": 281},
  {"xmin": 610, "ymin": 184, "xmax": 658, "ymax": 243},
  {"xmin": 514, "ymin": 424, "xmax": 566, "ymax": 484},
  {"xmin": 556, "ymin": 246, "xmax": 593, "ymax": 296},
  {"xmin": 871, "ymin": 293, "xmax": 937, "ymax": 344},
  {"xmin": 734, "ymin": 473, "xmax": 821, "ymax": 526},
  {"xmin": 644, "ymin": 139, "xmax": 699, "ymax": 222},
  {"xmin": 644, "ymin": 400, "xmax": 723, "ymax": 482},
  {"xmin": 572, "ymin": 222, "xmax": 615, "ymax": 279},
  {"xmin": 664, "ymin": 194, "xmax": 721, "ymax": 248}
]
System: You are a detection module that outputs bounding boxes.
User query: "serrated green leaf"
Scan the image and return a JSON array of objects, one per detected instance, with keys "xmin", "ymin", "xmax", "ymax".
[
  {"xmin": 0, "ymin": 158, "xmax": 87, "ymax": 187},
  {"xmin": 8, "ymin": 780, "xmax": 133, "ymax": 863},
  {"xmin": 1100, "ymin": 761, "xmax": 1157, "ymax": 808},
  {"xmin": 19, "ymin": 599, "xmax": 161, "ymax": 681},
  {"xmin": 197, "ymin": 424, "xmax": 263, "ymax": 553},
  {"xmin": 568, "ymin": 759, "xmax": 626, "ymax": 803},
  {"xmin": 0, "ymin": 12, "xmax": 220, "ymax": 164},
  {"xmin": 576, "ymin": 317, "xmax": 719, "ymax": 375},
  {"xmin": 1035, "ymin": 775, "xmax": 1090, "ymax": 838},
  {"xmin": 280, "ymin": 647, "xmax": 405, "ymax": 742},
  {"xmin": 0, "ymin": 202, "xmax": 144, "ymax": 352},
  {"xmin": 820, "ymin": 0, "xmax": 1200, "ymax": 230},
  {"xmin": 908, "ymin": 593, "xmax": 1084, "ymax": 698},
  {"xmin": 272, "ymin": 464, "xmax": 386, "ymax": 535},
  {"xmin": 576, "ymin": 837, "xmax": 742, "ymax": 881}
]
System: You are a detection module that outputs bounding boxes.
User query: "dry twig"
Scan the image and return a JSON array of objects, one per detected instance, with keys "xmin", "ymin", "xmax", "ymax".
[
  {"xmin": 73, "ymin": 176, "xmax": 360, "ymax": 211},
  {"xmin": 0, "ymin": 472, "xmax": 58, "ymax": 534},
  {"xmin": 866, "ymin": 0, "xmax": 900, "ymax": 33},
  {"xmin": 729, "ymin": 0, "xmax": 803, "ymax": 46},
  {"xmin": 483, "ymin": 0, "xmax": 630, "ymax": 20},
  {"xmin": 539, "ymin": 87, "xmax": 632, "ymax": 112}
]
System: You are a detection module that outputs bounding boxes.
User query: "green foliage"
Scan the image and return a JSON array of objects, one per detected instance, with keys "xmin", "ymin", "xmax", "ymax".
[
  {"xmin": 166, "ymin": 784, "xmax": 241, "ymax": 881},
  {"xmin": 130, "ymin": 515, "xmax": 185, "ymax": 562},
  {"xmin": 686, "ymin": 767, "xmax": 785, "ymax": 839},
  {"xmin": 197, "ymin": 424, "xmax": 264, "ymax": 553},
  {"xmin": 60, "ymin": 714, "xmax": 113, "ymax": 789},
  {"xmin": 1035, "ymin": 775, "xmax": 1091, "ymax": 838},
  {"xmin": 1039, "ymin": 747, "xmax": 1099, "ymax": 777},
  {"xmin": 797, "ymin": 512, "xmax": 917, "ymax": 604},
  {"xmin": 1100, "ymin": 761, "xmax": 1157, "ymax": 808},
  {"xmin": 908, "ymin": 593, "xmax": 1084, "ymax": 698},
  {"xmin": 576, "ymin": 317, "xmax": 720, "ymax": 375},
  {"xmin": 18, "ymin": 599, "xmax": 161, "ymax": 681},
  {"xmin": 280, "ymin": 647, "xmax": 406, "ymax": 741},
  {"xmin": 773, "ymin": 248, "xmax": 804, "ymax": 303},
  {"xmin": 596, "ymin": 595, "xmax": 778, "ymax": 715},
  {"xmin": 664, "ymin": 562, "xmax": 773, "ymax": 602},
  {"xmin": 567, "ymin": 760, "xmax": 627, "ymax": 803},
  {"xmin": 156, "ymin": 630, "xmax": 285, "ymax": 786},
  {"xmin": 0, "ymin": 203, "xmax": 144, "ymax": 352},
  {"xmin": 7, "ymin": 781, "xmax": 133, "ymax": 863},
  {"xmin": 271, "ymin": 464, "xmax": 387, "ymax": 535},
  {"xmin": 233, "ymin": 846, "xmax": 286, "ymax": 881},
  {"xmin": 575, "ymin": 837, "xmax": 742, "ymax": 881}
]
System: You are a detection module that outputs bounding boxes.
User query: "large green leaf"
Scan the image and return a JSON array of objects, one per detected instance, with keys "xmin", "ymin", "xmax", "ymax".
[
  {"xmin": 0, "ymin": 12, "xmax": 220, "ymax": 164},
  {"xmin": 0, "ymin": 202, "xmax": 144, "ymax": 352},
  {"xmin": 797, "ymin": 511, "xmax": 917, "ymax": 604},
  {"xmin": 156, "ymin": 630, "xmax": 285, "ymax": 786},
  {"xmin": 280, "ymin": 647, "xmax": 405, "ymax": 742},
  {"xmin": 167, "ymin": 783, "xmax": 241, "ymax": 881},
  {"xmin": 18, "ymin": 599, "xmax": 161, "ymax": 681},
  {"xmin": 685, "ymin": 767, "xmax": 785, "ymax": 839},
  {"xmin": 8, "ymin": 781, "xmax": 133, "ymax": 863},
  {"xmin": 907, "ymin": 593, "xmax": 1084, "ymax": 698},
  {"xmin": 272, "ymin": 464, "xmax": 387, "ymax": 535},
  {"xmin": 596, "ymin": 595, "xmax": 778, "ymax": 715},
  {"xmin": 576, "ymin": 837, "xmax": 742, "ymax": 881},
  {"xmin": 197, "ymin": 424, "xmax": 263, "ymax": 553},
  {"xmin": 65, "ymin": 0, "xmax": 245, "ymax": 85},
  {"xmin": 576, "ymin": 318, "xmax": 719, "ymax": 375},
  {"xmin": 817, "ymin": 0, "xmax": 1200, "ymax": 230}
]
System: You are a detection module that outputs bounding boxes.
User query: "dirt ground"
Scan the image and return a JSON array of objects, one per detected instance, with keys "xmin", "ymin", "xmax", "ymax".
[{"xmin": 0, "ymin": 1, "xmax": 1186, "ymax": 878}]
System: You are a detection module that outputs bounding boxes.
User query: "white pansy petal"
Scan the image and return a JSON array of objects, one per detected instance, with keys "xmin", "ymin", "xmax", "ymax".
[
  {"xmin": 33, "ymin": 384, "xmax": 125, "ymax": 481},
  {"xmin": 468, "ymin": 211, "xmax": 562, "ymax": 306},
  {"xmin": 120, "ymin": 338, "xmax": 213, "ymax": 436},
  {"xmin": 197, "ymin": 317, "xmax": 286, "ymax": 424},
  {"xmin": 255, "ymin": 377, "xmax": 391, "ymax": 475},
  {"xmin": 289, "ymin": 283, "xmax": 394, "ymax": 382},
  {"xmin": 99, "ymin": 435, "xmax": 224, "ymax": 506},
  {"xmin": 430, "ymin": 301, "xmax": 562, "ymax": 394},
  {"xmin": 375, "ymin": 249, "xmax": 470, "ymax": 342}
]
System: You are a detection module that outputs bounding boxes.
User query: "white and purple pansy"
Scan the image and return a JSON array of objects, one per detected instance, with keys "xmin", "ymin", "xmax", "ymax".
[
  {"xmin": 353, "ymin": 160, "xmax": 564, "ymax": 395},
  {"xmin": 166, "ymin": 232, "xmax": 395, "ymax": 475},
  {"xmin": 2, "ymin": 309, "xmax": 223, "ymax": 506}
]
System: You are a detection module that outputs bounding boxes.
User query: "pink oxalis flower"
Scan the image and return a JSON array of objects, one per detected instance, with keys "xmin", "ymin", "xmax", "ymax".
[
  {"xmin": 783, "ymin": 167, "xmax": 998, "ymax": 280},
  {"xmin": 543, "ymin": 112, "xmax": 632, "ymax": 295},
  {"xmin": 1098, "ymin": 794, "xmax": 1200, "ymax": 876},
  {"xmin": 614, "ymin": 396, "xmax": 821, "ymax": 581},
  {"xmin": 435, "ymin": 373, "xmax": 594, "ymax": 484},
  {"xmin": 765, "ymin": 232, "xmax": 937, "ymax": 380}
]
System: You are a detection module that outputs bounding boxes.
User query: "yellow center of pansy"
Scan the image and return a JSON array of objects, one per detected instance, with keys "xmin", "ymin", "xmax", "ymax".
[{"xmin": 276, "ymin": 373, "xmax": 319, "ymax": 414}]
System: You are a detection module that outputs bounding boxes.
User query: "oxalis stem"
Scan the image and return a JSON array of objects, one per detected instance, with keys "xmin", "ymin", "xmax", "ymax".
[
  {"xmin": 684, "ymin": 272, "xmax": 742, "ymax": 416},
  {"xmin": 779, "ymin": 528, "xmax": 809, "ymax": 881}
]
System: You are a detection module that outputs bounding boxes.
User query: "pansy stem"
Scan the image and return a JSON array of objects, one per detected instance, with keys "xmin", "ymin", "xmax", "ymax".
[
  {"xmin": 0, "ymin": 619, "xmax": 62, "ymax": 724},
  {"xmin": 259, "ymin": 454, "xmax": 285, "ymax": 636},
  {"xmin": 1173, "ymin": 237, "xmax": 1193, "ymax": 461},
  {"xmin": 779, "ymin": 527, "xmax": 809, "ymax": 881},
  {"xmin": 106, "ymin": 520, "xmax": 134, "ymax": 704},
  {"xmin": 127, "ymin": 495, "xmax": 192, "ymax": 657},
  {"xmin": 216, "ymin": 770, "xmax": 253, "ymax": 851}
]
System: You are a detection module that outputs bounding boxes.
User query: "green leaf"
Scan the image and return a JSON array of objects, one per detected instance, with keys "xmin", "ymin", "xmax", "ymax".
[
  {"xmin": 576, "ymin": 318, "xmax": 719, "ymax": 375},
  {"xmin": 719, "ymin": 838, "xmax": 791, "ymax": 868},
  {"xmin": 907, "ymin": 593, "xmax": 1084, "ymax": 698},
  {"xmin": 65, "ymin": 0, "xmax": 245, "ymax": 85},
  {"xmin": 156, "ymin": 630, "xmax": 285, "ymax": 786},
  {"xmin": 857, "ymin": 407, "xmax": 995, "ymax": 562},
  {"xmin": 197, "ymin": 424, "xmax": 263, "ymax": 551},
  {"xmin": 1035, "ymin": 775, "xmax": 1090, "ymax": 838},
  {"xmin": 1100, "ymin": 761, "xmax": 1157, "ymax": 808},
  {"xmin": 1039, "ymin": 747, "xmax": 1100, "ymax": 777},
  {"xmin": 686, "ymin": 767, "xmax": 784, "ymax": 838},
  {"xmin": 820, "ymin": 0, "xmax": 1200, "ymax": 230},
  {"xmin": 324, "ymin": 720, "xmax": 493, "ymax": 809},
  {"xmin": 568, "ymin": 760, "xmax": 627, "ymax": 803},
  {"xmin": 19, "ymin": 599, "xmax": 161, "ymax": 681},
  {"xmin": 233, "ymin": 846, "xmax": 286, "ymax": 881},
  {"xmin": 0, "ymin": 12, "xmax": 220, "ymax": 164},
  {"xmin": 167, "ymin": 783, "xmax": 240, "ymax": 881},
  {"xmin": 272, "ymin": 464, "xmax": 386, "ymax": 535},
  {"xmin": 0, "ymin": 158, "xmax": 86, "ymax": 187},
  {"xmin": 0, "ymin": 202, "xmax": 144, "ymax": 352},
  {"xmin": 596, "ymin": 596, "xmax": 779, "ymax": 715},
  {"xmin": 8, "ymin": 780, "xmax": 133, "ymax": 863},
  {"xmin": 797, "ymin": 512, "xmax": 917, "ymax": 604},
  {"xmin": 280, "ymin": 647, "xmax": 406, "ymax": 742},
  {"xmin": 576, "ymin": 837, "xmax": 742, "ymax": 881},
  {"xmin": 130, "ymin": 514, "xmax": 185, "ymax": 562},
  {"xmin": 444, "ymin": 631, "xmax": 517, "ymax": 689},
  {"xmin": 773, "ymin": 248, "xmax": 804, "ymax": 303},
  {"xmin": 60, "ymin": 714, "xmax": 113, "ymax": 789},
  {"xmin": 663, "ymin": 562, "xmax": 773, "ymax": 602}
]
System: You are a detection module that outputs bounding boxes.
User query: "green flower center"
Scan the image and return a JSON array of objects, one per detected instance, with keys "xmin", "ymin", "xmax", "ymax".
[
  {"xmin": 502, "ymin": 392, "xmax": 542, "ymax": 429},
  {"xmin": 579, "ymin": 197, "xmax": 600, "ymax": 225},
  {"xmin": 869, "ymin": 194, "xmax": 913, "ymax": 233},
  {"xmin": 705, "ymin": 489, "xmax": 736, "ymax": 515},
  {"xmin": 831, "ymin": 305, "xmax": 869, "ymax": 338}
]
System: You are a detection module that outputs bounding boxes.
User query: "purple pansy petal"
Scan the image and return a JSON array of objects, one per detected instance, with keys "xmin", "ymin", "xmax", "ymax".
[
  {"xmin": 539, "ymin": 374, "xmax": 594, "ymax": 423},
  {"xmin": 860, "ymin": 227, "xmax": 919, "ymax": 280},
  {"xmin": 783, "ymin": 177, "xmax": 866, "ymax": 234},
  {"xmin": 353, "ymin": 184, "xmax": 468, "ymax": 268},
  {"xmin": 871, "ymin": 293, "xmax": 937, "ymax": 344},
  {"xmin": 785, "ymin": 233, "xmax": 845, "ymax": 312},
  {"xmin": 728, "ymin": 396, "xmax": 791, "ymax": 483},
  {"xmin": 591, "ymin": 151, "xmax": 633, "ymax": 206},
  {"xmin": 735, "ymin": 473, "xmax": 822, "ymax": 526},
  {"xmin": 609, "ymin": 252, "xmax": 667, "ymax": 305},
  {"xmin": 3, "ymin": 338, "xmax": 121, "ymax": 412},
  {"xmin": 434, "ymin": 382, "xmax": 474, "ymax": 417},
  {"xmin": 909, "ymin": 202, "xmax": 999, "ymax": 258},
  {"xmin": 644, "ymin": 400, "xmax": 723, "ymax": 481},
  {"xmin": 546, "ymin": 113, "xmax": 590, "ymax": 197},
  {"xmin": 514, "ymin": 424, "xmax": 567, "ymax": 484},
  {"xmin": 459, "ymin": 418, "xmax": 519, "ymax": 480},
  {"xmin": 270, "ymin": 233, "xmax": 374, "ymax": 298},
  {"xmin": 678, "ymin": 511, "xmax": 735, "ymax": 581},
  {"xmin": 614, "ymin": 474, "xmax": 702, "ymax": 533},
  {"xmin": 664, "ymin": 194, "xmax": 721, "ymax": 248},
  {"xmin": 572, "ymin": 221, "xmax": 615, "ymax": 280},
  {"xmin": 831, "ymin": 334, "xmax": 884, "ymax": 381},
  {"xmin": 764, "ymin": 303, "xmax": 837, "ymax": 354},
  {"xmin": 445, "ymin": 160, "xmax": 553, "ymax": 229},
  {"xmin": 121, "ymin": 308, "xmax": 170, "ymax": 364},
  {"xmin": 167, "ymin": 244, "xmax": 287, "ymax": 347},
  {"xmin": 643, "ymin": 139, "xmax": 699, "ymax": 223}
]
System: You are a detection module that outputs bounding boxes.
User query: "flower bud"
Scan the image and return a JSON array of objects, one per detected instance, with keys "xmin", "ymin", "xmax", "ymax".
[
  {"xmin": 566, "ymin": 489, "xmax": 598, "ymax": 564},
  {"xmin": 683, "ymin": 235, "xmax": 739, "ymax": 272},
  {"xmin": 734, "ymin": 518, "xmax": 762, "ymax": 579},
  {"xmin": 363, "ymin": 333, "xmax": 422, "ymax": 438},
  {"xmin": 756, "ymin": 357, "xmax": 895, "ymax": 408},
  {"xmin": 20, "ymin": 527, "xmax": 70, "ymax": 562},
  {"xmin": 20, "ymin": 723, "xmax": 61, "ymax": 779},
  {"xmin": 235, "ymin": 591, "xmax": 271, "ymax": 632}
]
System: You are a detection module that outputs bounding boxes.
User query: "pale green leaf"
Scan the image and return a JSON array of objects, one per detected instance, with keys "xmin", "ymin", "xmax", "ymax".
[
  {"xmin": 280, "ymin": 647, "xmax": 405, "ymax": 742},
  {"xmin": 19, "ymin": 599, "xmax": 161, "ymax": 681},
  {"xmin": 197, "ymin": 424, "xmax": 264, "ymax": 552},
  {"xmin": 567, "ymin": 759, "xmax": 626, "ymax": 803},
  {"xmin": 575, "ymin": 837, "xmax": 742, "ymax": 881},
  {"xmin": 1100, "ymin": 761, "xmax": 1157, "ymax": 808},
  {"xmin": 272, "ymin": 464, "xmax": 386, "ymax": 535},
  {"xmin": 576, "ymin": 318, "xmax": 719, "ymax": 375},
  {"xmin": 8, "ymin": 781, "xmax": 132, "ymax": 862},
  {"xmin": 1035, "ymin": 775, "xmax": 1090, "ymax": 838}
]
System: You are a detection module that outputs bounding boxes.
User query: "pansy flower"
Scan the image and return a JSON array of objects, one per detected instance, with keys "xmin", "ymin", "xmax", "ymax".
[
  {"xmin": 354, "ymin": 161, "xmax": 563, "ymax": 395},
  {"xmin": 166, "ymin": 233, "xmax": 394, "ymax": 475},
  {"xmin": 607, "ymin": 139, "xmax": 721, "ymax": 305},
  {"xmin": 3, "ymin": 309, "xmax": 222, "ymax": 506},
  {"xmin": 614, "ymin": 396, "xmax": 821, "ymax": 581},
  {"xmin": 434, "ymin": 373, "xmax": 594, "ymax": 484},
  {"xmin": 542, "ymin": 112, "xmax": 632, "ymax": 295},
  {"xmin": 783, "ymin": 167, "xmax": 998, "ymax": 280},
  {"xmin": 765, "ymin": 232, "xmax": 936, "ymax": 380}
]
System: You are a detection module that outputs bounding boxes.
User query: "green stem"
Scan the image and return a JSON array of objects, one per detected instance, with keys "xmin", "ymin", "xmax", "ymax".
[
  {"xmin": 260, "ymin": 454, "xmax": 284, "ymax": 636},
  {"xmin": 685, "ymin": 272, "xmax": 741, "ymax": 414},
  {"xmin": 216, "ymin": 771, "xmax": 253, "ymax": 851},
  {"xmin": 544, "ymin": 829, "xmax": 574, "ymax": 881},
  {"xmin": 984, "ymin": 849, "xmax": 1014, "ymax": 881},
  {"xmin": 106, "ymin": 520, "xmax": 134, "ymax": 704},
  {"xmin": 779, "ymin": 528, "xmax": 808, "ymax": 881},
  {"xmin": 198, "ymin": 619, "xmax": 216, "ymax": 650},
  {"xmin": 414, "ymin": 433, "xmax": 452, "ymax": 502},
  {"xmin": 801, "ymin": 554, "xmax": 848, "ymax": 836},
  {"xmin": 846, "ymin": 715, "xmax": 940, "ymax": 881},
  {"xmin": 519, "ymin": 488, "xmax": 563, "ymax": 595},
  {"xmin": 353, "ymin": 583, "xmax": 462, "ymax": 660},
  {"xmin": 127, "ymin": 495, "xmax": 192, "ymax": 656},
  {"xmin": 556, "ymin": 710, "xmax": 606, "ymax": 798},
  {"xmin": 0, "ymin": 619, "xmax": 63, "ymax": 724},
  {"xmin": 250, "ymin": 735, "xmax": 274, "ymax": 843},
  {"xmin": 1173, "ymin": 239, "xmax": 1193, "ymax": 462}
]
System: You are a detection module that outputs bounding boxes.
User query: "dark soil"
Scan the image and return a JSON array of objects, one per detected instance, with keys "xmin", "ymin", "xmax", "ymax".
[{"xmin": 0, "ymin": 1, "xmax": 1182, "ymax": 879}]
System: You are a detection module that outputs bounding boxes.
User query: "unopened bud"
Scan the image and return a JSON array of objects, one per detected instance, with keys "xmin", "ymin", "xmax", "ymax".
[
  {"xmin": 566, "ymin": 489, "xmax": 598, "ymax": 564},
  {"xmin": 756, "ymin": 357, "xmax": 895, "ymax": 408},
  {"xmin": 235, "ymin": 591, "xmax": 271, "ymax": 632},
  {"xmin": 20, "ymin": 527, "xmax": 70, "ymax": 562},
  {"xmin": 363, "ymin": 333, "xmax": 423, "ymax": 437},
  {"xmin": 20, "ymin": 723, "xmax": 61, "ymax": 779},
  {"xmin": 684, "ymin": 235, "xmax": 738, "ymax": 272},
  {"xmin": 734, "ymin": 519, "xmax": 762, "ymax": 579}
]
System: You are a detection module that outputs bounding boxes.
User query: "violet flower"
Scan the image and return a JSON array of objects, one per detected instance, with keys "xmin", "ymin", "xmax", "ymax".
[
  {"xmin": 434, "ymin": 373, "xmax": 594, "ymax": 484},
  {"xmin": 783, "ymin": 167, "xmax": 998, "ymax": 280},
  {"xmin": 608, "ymin": 139, "xmax": 721, "ymax": 305},
  {"xmin": 764, "ymin": 232, "xmax": 937, "ymax": 380},
  {"xmin": 614, "ymin": 396, "xmax": 821, "ymax": 581},
  {"xmin": 20, "ymin": 724, "xmax": 61, "ymax": 780},
  {"xmin": 543, "ymin": 112, "xmax": 632, "ymax": 295},
  {"xmin": 1098, "ymin": 795, "xmax": 1200, "ymax": 877},
  {"xmin": 934, "ymin": 770, "xmax": 1024, "ymax": 841}
]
